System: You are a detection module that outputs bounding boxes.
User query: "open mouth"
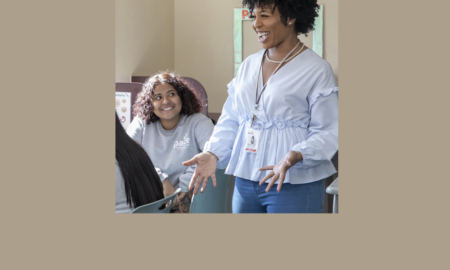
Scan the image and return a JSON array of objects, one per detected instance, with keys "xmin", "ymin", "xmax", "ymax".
[
  {"xmin": 161, "ymin": 106, "xmax": 174, "ymax": 111},
  {"xmin": 258, "ymin": 31, "xmax": 270, "ymax": 43}
]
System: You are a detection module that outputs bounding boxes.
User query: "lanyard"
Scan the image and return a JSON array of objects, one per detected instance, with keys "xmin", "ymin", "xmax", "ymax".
[{"xmin": 251, "ymin": 39, "xmax": 301, "ymax": 127}]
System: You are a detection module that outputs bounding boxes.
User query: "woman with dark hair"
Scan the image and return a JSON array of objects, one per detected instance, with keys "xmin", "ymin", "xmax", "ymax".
[
  {"xmin": 115, "ymin": 112, "xmax": 165, "ymax": 213},
  {"xmin": 184, "ymin": 0, "xmax": 338, "ymax": 213},
  {"xmin": 127, "ymin": 72, "xmax": 215, "ymax": 213}
]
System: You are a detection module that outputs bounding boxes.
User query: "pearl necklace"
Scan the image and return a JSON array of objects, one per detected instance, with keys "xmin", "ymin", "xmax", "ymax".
[{"xmin": 265, "ymin": 42, "xmax": 305, "ymax": 64}]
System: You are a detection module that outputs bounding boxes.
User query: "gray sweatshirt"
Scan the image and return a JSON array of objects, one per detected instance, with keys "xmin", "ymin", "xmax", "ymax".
[{"xmin": 126, "ymin": 113, "xmax": 215, "ymax": 192}]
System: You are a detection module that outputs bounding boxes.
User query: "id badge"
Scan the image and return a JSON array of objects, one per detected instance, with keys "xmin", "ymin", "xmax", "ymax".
[{"xmin": 244, "ymin": 126, "xmax": 260, "ymax": 153}]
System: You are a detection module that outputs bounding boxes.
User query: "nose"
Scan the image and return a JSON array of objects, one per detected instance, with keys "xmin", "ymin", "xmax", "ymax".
[{"xmin": 253, "ymin": 15, "xmax": 262, "ymax": 29}]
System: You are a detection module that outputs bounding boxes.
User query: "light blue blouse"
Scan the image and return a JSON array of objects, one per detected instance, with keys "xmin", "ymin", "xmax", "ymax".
[{"xmin": 203, "ymin": 49, "xmax": 338, "ymax": 185}]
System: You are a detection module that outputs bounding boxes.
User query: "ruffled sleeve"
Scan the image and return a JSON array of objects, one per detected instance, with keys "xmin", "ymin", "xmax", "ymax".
[
  {"xmin": 292, "ymin": 64, "xmax": 338, "ymax": 169},
  {"xmin": 179, "ymin": 114, "xmax": 215, "ymax": 192},
  {"xmin": 203, "ymin": 78, "xmax": 240, "ymax": 169}
]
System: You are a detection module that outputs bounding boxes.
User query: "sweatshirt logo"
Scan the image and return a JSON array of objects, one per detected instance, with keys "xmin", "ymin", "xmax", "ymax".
[{"xmin": 173, "ymin": 134, "xmax": 190, "ymax": 150}]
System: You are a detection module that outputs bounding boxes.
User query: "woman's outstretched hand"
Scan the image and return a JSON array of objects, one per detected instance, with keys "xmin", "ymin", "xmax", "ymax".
[
  {"xmin": 183, "ymin": 152, "xmax": 218, "ymax": 195},
  {"xmin": 259, "ymin": 151, "xmax": 303, "ymax": 192}
]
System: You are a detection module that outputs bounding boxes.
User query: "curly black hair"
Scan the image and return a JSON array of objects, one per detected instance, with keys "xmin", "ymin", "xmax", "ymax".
[
  {"xmin": 133, "ymin": 72, "xmax": 203, "ymax": 124},
  {"xmin": 242, "ymin": 0, "xmax": 319, "ymax": 36}
]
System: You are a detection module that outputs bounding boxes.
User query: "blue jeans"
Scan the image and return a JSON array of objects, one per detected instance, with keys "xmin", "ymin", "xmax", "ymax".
[{"xmin": 232, "ymin": 177, "xmax": 325, "ymax": 213}]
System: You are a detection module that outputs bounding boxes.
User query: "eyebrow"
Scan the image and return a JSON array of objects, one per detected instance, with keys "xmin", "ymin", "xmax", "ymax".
[{"xmin": 153, "ymin": 89, "xmax": 176, "ymax": 96}]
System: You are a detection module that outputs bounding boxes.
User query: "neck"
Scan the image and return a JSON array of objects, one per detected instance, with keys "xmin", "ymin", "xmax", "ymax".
[
  {"xmin": 268, "ymin": 34, "xmax": 299, "ymax": 60},
  {"xmin": 160, "ymin": 115, "xmax": 180, "ymax": 130}
]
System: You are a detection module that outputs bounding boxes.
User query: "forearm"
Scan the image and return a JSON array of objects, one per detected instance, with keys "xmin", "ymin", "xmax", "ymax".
[
  {"xmin": 203, "ymin": 112, "xmax": 239, "ymax": 168},
  {"xmin": 178, "ymin": 165, "xmax": 196, "ymax": 192},
  {"xmin": 203, "ymin": 80, "xmax": 240, "ymax": 168},
  {"xmin": 162, "ymin": 179, "xmax": 175, "ymax": 197},
  {"xmin": 293, "ymin": 94, "xmax": 338, "ymax": 169}
]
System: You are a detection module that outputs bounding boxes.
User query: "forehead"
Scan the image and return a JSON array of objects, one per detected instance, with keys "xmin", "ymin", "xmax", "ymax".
[
  {"xmin": 153, "ymin": 83, "xmax": 175, "ymax": 94},
  {"xmin": 253, "ymin": 4, "xmax": 275, "ymax": 13}
]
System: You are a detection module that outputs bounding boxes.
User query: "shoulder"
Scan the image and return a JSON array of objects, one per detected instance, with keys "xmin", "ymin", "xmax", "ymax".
[
  {"xmin": 301, "ymin": 49, "xmax": 334, "ymax": 74},
  {"xmin": 232, "ymin": 50, "xmax": 265, "ymax": 84},
  {"xmin": 129, "ymin": 116, "xmax": 146, "ymax": 127},
  {"xmin": 184, "ymin": 113, "xmax": 211, "ymax": 125},
  {"xmin": 244, "ymin": 49, "xmax": 265, "ymax": 63},
  {"xmin": 184, "ymin": 113, "xmax": 214, "ymax": 129},
  {"xmin": 241, "ymin": 49, "xmax": 265, "ymax": 68}
]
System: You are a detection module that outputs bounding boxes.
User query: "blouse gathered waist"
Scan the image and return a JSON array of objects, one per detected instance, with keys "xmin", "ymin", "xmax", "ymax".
[
  {"xmin": 218, "ymin": 114, "xmax": 335, "ymax": 185},
  {"xmin": 238, "ymin": 114, "xmax": 308, "ymax": 130}
]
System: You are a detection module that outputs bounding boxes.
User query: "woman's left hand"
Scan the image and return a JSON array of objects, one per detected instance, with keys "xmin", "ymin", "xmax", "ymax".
[
  {"xmin": 259, "ymin": 151, "xmax": 303, "ymax": 192},
  {"xmin": 177, "ymin": 192, "xmax": 192, "ymax": 213}
]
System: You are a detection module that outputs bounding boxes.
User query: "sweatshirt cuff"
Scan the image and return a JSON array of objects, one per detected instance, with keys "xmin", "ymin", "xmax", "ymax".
[
  {"xmin": 155, "ymin": 167, "xmax": 168, "ymax": 182},
  {"xmin": 177, "ymin": 181, "xmax": 190, "ymax": 193}
]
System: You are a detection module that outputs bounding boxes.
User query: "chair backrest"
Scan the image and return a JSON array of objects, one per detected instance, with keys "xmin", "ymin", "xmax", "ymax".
[
  {"xmin": 326, "ymin": 178, "xmax": 338, "ymax": 195},
  {"xmin": 131, "ymin": 188, "xmax": 181, "ymax": 214},
  {"xmin": 131, "ymin": 76, "xmax": 208, "ymax": 117},
  {"xmin": 189, "ymin": 169, "xmax": 231, "ymax": 213},
  {"xmin": 115, "ymin": 82, "xmax": 144, "ymax": 123}
]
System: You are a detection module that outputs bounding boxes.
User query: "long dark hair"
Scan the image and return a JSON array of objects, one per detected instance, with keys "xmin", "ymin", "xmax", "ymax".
[{"xmin": 115, "ymin": 112, "xmax": 164, "ymax": 208}]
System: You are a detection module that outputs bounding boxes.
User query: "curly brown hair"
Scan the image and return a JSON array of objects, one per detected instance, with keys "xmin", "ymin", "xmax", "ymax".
[{"xmin": 133, "ymin": 72, "xmax": 203, "ymax": 124}]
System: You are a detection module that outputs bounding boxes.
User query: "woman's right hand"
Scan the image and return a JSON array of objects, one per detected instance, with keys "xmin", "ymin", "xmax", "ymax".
[
  {"xmin": 182, "ymin": 152, "xmax": 218, "ymax": 195},
  {"xmin": 162, "ymin": 179, "xmax": 179, "ymax": 208}
]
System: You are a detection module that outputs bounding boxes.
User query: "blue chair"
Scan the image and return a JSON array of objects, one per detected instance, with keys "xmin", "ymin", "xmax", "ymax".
[
  {"xmin": 189, "ymin": 169, "xmax": 231, "ymax": 213},
  {"xmin": 131, "ymin": 188, "xmax": 181, "ymax": 213}
]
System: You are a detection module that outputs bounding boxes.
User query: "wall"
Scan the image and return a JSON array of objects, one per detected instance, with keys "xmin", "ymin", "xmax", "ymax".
[
  {"xmin": 174, "ymin": 0, "xmax": 243, "ymax": 113},
  {"xmin": 175, "ymin": 0, "xmax": 338, "ymax": 113},
  {"xmin": 116, "ymin": 0, "xmax": 174, "ymax": 82},
  {"xmin": 117, "ymin": 0, "xmax": 338, "ymax": 110}
]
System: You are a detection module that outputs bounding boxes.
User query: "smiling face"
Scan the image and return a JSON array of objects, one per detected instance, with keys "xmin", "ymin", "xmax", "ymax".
[
  {"xmin": 151, "ymin": 83, "xmax": 182, "ymax": 130},
  {"xmin": 251, "ymin": 5, "xmax": 296, "ymax": 50}
]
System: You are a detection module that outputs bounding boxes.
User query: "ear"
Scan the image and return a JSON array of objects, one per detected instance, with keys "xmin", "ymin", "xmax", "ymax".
[{"xmin": 288, "ymin": 18, "xmax": 296, "ymax": 26}]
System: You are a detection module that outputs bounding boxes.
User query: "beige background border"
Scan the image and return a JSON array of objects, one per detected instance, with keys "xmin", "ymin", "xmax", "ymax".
[{"xmin": 2, "ymin": 0, "xmax": 449, "ymax": 269}]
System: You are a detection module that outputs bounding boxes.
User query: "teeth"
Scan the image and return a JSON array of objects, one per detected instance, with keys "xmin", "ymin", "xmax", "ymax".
[
  {"xmin": 162, "ymin": 107, "xmax": 173, "ymax": 111},
  {"xmin": 258, "ymin": 31, "xmax": 270, "ymax": 37}
]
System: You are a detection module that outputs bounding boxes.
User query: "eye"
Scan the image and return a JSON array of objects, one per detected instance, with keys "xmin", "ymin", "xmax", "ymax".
[
  {"xmin": 154, "ymin": 96, "xmax": 161, "ymax": 100},
  {"xmin": 169, "ymin": 92, "xmax": 175, "ymax": 97}
]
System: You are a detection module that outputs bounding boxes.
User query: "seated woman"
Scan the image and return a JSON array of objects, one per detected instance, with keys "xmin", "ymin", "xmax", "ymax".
[
  {"xmin": 127, "ymin": 72, "xmax": 215, "ymax": 213},
  {"xmin": 115, "ymin": 112, "xmax": 165, "ymax": 213}
]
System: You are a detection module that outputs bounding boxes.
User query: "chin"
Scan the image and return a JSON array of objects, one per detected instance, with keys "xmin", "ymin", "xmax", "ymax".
[{"xmin": 261, "ymin": 42, "xmax": 273, "ymax": 50}]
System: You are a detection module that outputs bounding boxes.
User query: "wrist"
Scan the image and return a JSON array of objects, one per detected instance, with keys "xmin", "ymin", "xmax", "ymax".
[
  {"xmin": 206, "ymin": 151, "xmax": 219, "ymax": 162},
  {"xmin": 293, "ymin": 151, "xmax": 303, "ymax": 163}
]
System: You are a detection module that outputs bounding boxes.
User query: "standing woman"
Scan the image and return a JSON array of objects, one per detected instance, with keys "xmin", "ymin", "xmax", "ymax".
[{"xmin": 184, "ymin": 0, "xmax": 338, "ymax": 213}]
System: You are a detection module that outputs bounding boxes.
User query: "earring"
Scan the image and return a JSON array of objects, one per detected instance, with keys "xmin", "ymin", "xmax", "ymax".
[{"xmin": 289, "ymin": 22, "xmax": 292, "ymax": 25}]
